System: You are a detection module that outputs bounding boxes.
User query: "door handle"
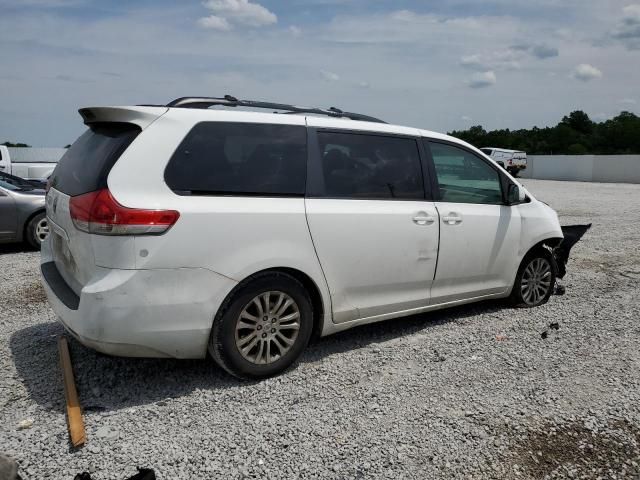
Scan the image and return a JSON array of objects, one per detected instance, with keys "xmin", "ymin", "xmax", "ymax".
[
  {"xmin": 413, "ymin": 214, "xmax": 435, "ymax": 225},
  {"xmin": 442, "ymin": 213, "xmax": 463, "ymax": 225}
]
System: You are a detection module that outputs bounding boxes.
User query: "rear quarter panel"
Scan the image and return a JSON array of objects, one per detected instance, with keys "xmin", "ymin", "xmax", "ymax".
[{"xmin": 106, "ymin": 110, "xmax": 333, "ymax": 326}]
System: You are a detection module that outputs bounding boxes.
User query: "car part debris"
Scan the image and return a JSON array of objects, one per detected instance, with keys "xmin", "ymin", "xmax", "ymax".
[
  {"xmin": 541, "ymin": 322, "xmax": 561, "ymax": 339},
  {"xmin": 59, "ymin": 336, "xmax": 86, "ymax": 448},
  {"xmin": 73, "ymin": 468, "xmax": 156, "ymax": 480},
  {"xmin": 554, "ymin": 224, "xmax": 592, "ymax": 279}
]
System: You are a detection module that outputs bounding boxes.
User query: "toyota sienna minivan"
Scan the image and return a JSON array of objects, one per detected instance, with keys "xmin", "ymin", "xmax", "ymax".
[{"xmin": 41, "ymin": 96, "xmax": 564, "ymax": 379}]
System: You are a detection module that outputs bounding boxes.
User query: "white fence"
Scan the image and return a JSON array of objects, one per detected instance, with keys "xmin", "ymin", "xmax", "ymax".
[{"xmin": 520, "ymin": 155, "xmax": 640, "ymax": 184}]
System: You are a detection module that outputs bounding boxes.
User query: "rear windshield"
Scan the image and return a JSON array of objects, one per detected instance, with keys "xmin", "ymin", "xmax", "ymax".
[
  {"xmin": 164, "ymin": 122, "xmax": 307, "ymax": 196},
  {"xmin": 50, "ymin": 123, "xmax": 140, "ymax": 196}
]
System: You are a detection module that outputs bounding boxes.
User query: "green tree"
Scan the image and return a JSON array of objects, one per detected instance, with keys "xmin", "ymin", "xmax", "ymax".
[
  {"xmin": 561, "ymin": 111, "xmax": 593, "ymax": 135},
  {"xmin": 448, "ymin": 110, "xmax": 640, "ymax": 155},
  {"xmin": 2, "ymin": 141, "xmax": 31, "ymax": 147}
]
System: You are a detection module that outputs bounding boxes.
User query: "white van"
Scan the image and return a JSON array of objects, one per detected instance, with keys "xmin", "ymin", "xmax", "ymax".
[
  {"xmin": 41, "ymin": 96, "xmax": 563, "ymax": 379},
  {"xmin": 480, "ymin": 148, "xmax": 527, "ymax": 176}
]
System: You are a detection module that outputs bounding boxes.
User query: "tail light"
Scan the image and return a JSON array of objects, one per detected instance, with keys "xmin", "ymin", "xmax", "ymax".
[{"xmin": 69, "ymin": 188, "xmax": 179, "ymax": 235}]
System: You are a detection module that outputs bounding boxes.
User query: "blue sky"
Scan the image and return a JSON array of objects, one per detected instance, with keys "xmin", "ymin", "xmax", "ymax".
[{"xmin": 1, "ymin": 0, "xmax": 639, "ymax": 146}]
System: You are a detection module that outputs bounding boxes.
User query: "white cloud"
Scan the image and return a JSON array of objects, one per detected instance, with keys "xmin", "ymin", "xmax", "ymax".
[
  {"xmin": 460, "ymin": 51, "xmax": 520, "ymax": 71},
  {"xmin": 197, "ymin": 15, "xmax": 232, "ymax": 31},
  {"xmin": 461, "ymin": 115, "xmax": 472, "ymax": 122},
  {"xmin": 461, "ymin": 43, "xmax": 557, "ymax": 72},
  {"xmin": 468, "ymin": 71, "xmax": 497, "ymax": 88},
  {"xmin": 619, "ymin": 98, "xmax": 637, "ymax": 105},
  {"xmin": 288, "ymin": 25, "xmax": 301, "ymax": 36},
  {"xmin": 357, "ymin": 81, "xmax": 370, "ymax": 88},
  {"xmin": 572, "ymin": 63, "xmax": 602, "ymax": 81},
  {"xmin": 199, "ymin": 0, "xmax": 277, "ymax": 29},
  {"xmin": 611, "ymin": 4, "xmax": 640, "ymax": 49},
  {"xmin": 320, "ymin": 70, "xmax": 340, "ymax": 81}
]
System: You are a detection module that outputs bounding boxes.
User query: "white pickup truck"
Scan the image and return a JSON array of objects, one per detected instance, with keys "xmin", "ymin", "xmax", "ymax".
[
  {"xmin": 0, "ymin": 145, "xmax": 66, "ymax": 181},
  {"xmin": 480, "ymin": 147, "xmax": 527, "ymax": 177}
]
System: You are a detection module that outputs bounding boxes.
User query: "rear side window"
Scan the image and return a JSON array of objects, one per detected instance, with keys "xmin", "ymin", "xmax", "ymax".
[
  {"xmin": 50, "ymin": 123, "xmax": 140, "ymax": 196},
  {"xmin": 312, "ymin": 132, "xmax": 424, "ymax": 200},
  {"xmin": 164, "ymin": 122, "xmax": 307, "ymax": 196}
]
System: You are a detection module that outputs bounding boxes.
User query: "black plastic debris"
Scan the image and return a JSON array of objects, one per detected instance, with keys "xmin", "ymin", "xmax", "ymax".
[
  {"xmin": 554, "ymin": 224, "xmax": 592, "ymax": 279},
  {"xmin": 73, "ymin": 468, "xmax": 155, "ymax": 480},
  {"xmin": 541, "ymin": 322, "xmax": 561, "ymax": 339}
]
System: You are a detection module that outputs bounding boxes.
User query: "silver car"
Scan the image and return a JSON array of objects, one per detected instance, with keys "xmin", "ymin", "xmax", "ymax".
[{"xmin": 0, "ymin": 172, "xmax": 48, "ymax": 248}]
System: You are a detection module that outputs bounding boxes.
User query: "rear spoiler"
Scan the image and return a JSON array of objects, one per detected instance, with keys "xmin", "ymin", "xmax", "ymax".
[{"xmin": 78, "ymin": 106, "xmax": 168, "ymax": 130}]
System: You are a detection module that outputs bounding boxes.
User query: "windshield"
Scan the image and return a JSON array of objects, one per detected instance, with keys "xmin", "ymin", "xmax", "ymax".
[
  {"xmin": 0, "ymin": 172, "xmax": 37, "ymax": 191},
  {"xmin": 0, "ymin": 179, "xmax": 22, "ymax": 191}
]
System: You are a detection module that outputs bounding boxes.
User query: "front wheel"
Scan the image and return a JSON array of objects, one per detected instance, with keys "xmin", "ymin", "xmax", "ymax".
[
  {"xmin": 208, "ymin": 272, "xmax": 314, "ymax": 380},
  {"xmin": 509, "ymin": 250, "xmax": 556, "ymax": 307},
  {"xmin": 26, "ymin": 212, "xmax": 49, "ymax": 249}
]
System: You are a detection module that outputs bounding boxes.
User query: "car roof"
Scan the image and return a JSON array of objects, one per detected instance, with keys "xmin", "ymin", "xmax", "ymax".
[
  {"xmin": 84, "ymin": 104, "xmax": 477, "ymax": 152},
  {"xmin": 162, "ymin": 106, "xmax": 465, "ymax": 142}
]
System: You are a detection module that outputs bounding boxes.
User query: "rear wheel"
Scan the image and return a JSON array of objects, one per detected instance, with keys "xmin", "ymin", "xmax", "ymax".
[
  {"xmin": 26, "ymin": 212, "xmax": 49, "ymax": 249},
  {"xmin": 510, "ymin": 250, "xmax": 555, "ymax": 307},
  {"xmin": 209, "ymin": 272, "xmax": 313, "ymax": 380}
]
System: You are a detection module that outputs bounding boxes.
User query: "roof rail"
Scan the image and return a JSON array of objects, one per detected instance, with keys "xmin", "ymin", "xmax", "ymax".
[{"xmin": 165, "ymin": 95, "xmax": 386, "ymax": 123}]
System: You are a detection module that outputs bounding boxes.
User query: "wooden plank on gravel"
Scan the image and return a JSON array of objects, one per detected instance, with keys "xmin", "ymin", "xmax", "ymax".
[{"xmin": 58, "ymin": 336, "xmax": 86, "ymax": 447}]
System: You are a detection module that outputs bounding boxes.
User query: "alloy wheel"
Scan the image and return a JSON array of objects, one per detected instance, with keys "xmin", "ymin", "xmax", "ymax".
[
  {"xmin": 234, "ymin": 291, "xmax": 301, "ymax": 365},
  {"xmin": 35, "ymin": 217, "xmax": 50, "ymax": 243},
  {"xmin": 520, "ymin": 257, "xmax": 552, "ymax": 305}
]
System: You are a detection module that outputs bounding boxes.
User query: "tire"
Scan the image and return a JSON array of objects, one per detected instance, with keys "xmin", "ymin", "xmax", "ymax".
[
  {"xmin": 25, "ymin": 212, "xmax": 49, "ymax": 250},
  {"xmin": 208, "ymin": 271, "xmax": 314, "ymax": 380},
  {"xmin": 508, "ymin": 167, "xmax": 520, "ymax": 177},
  {"xmin": 509, "ymin": 249, "xmax": 556, "ymax": 308}
]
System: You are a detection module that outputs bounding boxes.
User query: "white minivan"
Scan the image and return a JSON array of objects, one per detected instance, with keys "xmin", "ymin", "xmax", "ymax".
[{"xmin": 41, "ymin": 96, "xmax": 563, "ymax": 379}]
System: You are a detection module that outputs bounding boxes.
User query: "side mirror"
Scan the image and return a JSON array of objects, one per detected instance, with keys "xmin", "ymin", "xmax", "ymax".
[{"xmin": 507, "ymin": 183, "xmax": 526, "ymax": 205}]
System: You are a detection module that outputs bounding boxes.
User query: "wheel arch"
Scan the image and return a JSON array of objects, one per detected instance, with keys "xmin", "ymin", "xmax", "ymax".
[
  {"xmin": 221, "ymin": 267, "xmax": 327, "ymax": 342},
  {"xmin": 512, "ymin": 236, "xmax": 563, "ymax": 287}
]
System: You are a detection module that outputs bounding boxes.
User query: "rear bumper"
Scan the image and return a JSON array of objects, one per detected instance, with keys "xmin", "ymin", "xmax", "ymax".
[{"xmin": 40, "ymin": 239, "xmax": 237, "ymax": 359}]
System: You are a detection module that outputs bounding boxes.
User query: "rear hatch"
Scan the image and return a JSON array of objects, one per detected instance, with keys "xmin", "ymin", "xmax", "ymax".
[
  {"xmin": 511, "ymin": 152, "xmax": 527, "ymax": 167},
  {"xmin": 47, "ymin": 122, "xmax": 142, "ymax": 295}
]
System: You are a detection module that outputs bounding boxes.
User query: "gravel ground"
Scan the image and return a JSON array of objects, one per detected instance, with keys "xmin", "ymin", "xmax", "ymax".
[{"xmin": 1, "ymin": 179, "xmax": 640, "ymax": 480}]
